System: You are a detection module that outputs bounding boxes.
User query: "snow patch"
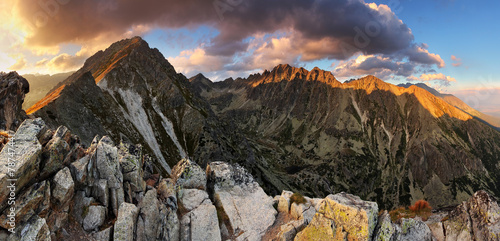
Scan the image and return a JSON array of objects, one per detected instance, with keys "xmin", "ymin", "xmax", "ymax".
[
  {"xmin": 152, "ymin": 98, "xmax": 187, "ymax": 159},
  {"xmin": 117, "ymin": 89, "xmax": 171, "ymax": 173}
]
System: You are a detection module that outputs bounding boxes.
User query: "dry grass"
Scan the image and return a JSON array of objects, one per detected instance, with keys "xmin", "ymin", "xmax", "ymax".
[
  {"xmin": 290, "ymin": 192, "xmax": 307, "ymax": 205},
  {"xmin": 389, "ymin": 200, "xmax": 432, "ymax": 222}
]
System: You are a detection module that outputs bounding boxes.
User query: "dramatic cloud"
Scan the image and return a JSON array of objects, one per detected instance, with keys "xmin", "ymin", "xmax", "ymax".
[
  {"xmin": 5, "ymin": 0, "xmax": 448, "ymax": 80},
  {"xmin": 8, "ymin": 56, "xmax": 27, "ymax": 70},
  {"xmin": 333, "ymin": 55, "xmax": 415, "ymax": 79}
]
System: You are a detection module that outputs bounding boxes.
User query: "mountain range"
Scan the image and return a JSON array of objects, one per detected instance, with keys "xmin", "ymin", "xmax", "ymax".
[{"xmin": 27, "ymin": 37, "xmax": 500, "ymax": 209}]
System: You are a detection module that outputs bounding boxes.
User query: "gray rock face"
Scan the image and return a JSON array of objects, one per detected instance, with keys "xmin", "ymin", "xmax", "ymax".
[
  {"xmin": 207, "ymin": 161, "xmax": 277, "ymax": 241},
  {"xmin": 0, "ymin": 118, "xmax": 45, "ymax": 210},
  {"xmin": 398, "ymin": 218, "xmax": 433, "ymax": 241},
  {"xmin": 137, "ymin": 189, "xmax": 160, "ymax": 241},
  {"xmin": 178, "ymin": 189, "xmax": 210, "ymax": 213},
  {"xmin": 83, "ymin": 205, "xmax": 106, "ymax": 231},
  {"xmin": 157, "ymin": 203, "xmax": 180, "ymax": 241},
  {"xmin": 113, "ymin": 202, "xmax": 139, "ymax": 241},
  {"xmin": 51, "ymin": 167, "xmax": 74, "ymax": 206},
  {"xmin": 93, "ymin": 226, "xmax": 113, "ymax": 241},
  {"xmin": 8, "ymin": 216, "xmax": 50, "ymax": 241},
  {"xmin": 89, "ymin": 136, "xmax": 124, "ymax": 216},
  {"xmin": 40, "ymin": 126, "xmax": 72, "ymax": 178},
  {"xmin": 0, "ymin": 71, "xmax": 29, "ymax": 131},
  {"xmin": 276, "ymin": 220, "xmax": 306, "ymax": 241},
  {"xmin": 119, "ymin": 143, "xmax": 146, "ymax": 203},
  {"xmin": 373, "ymin": 211, "xmax": 401, "ymax": 241},
  {"xmin": 180, "ymin": 200, "xmax": 221, "ymax": 241},
  {"xmin": 171, "ymin": 159, "xmax": 207, "ymax": 190}
]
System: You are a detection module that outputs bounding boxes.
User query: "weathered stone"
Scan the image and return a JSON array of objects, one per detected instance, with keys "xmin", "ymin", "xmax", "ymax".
[
  {"xmin": 180, "ymin": 200, "xmax": 221, "ymax": 241},
  {"xmin": 69, "ymin": 155, "xmax": 89, "ymax": 189},
  {"xmin": 207, "ymin": 161, "xmax": 276, "ymax": 241},
  {"xmin": 119, "ymin": 143, "xmax": 146, "ymax": 194},
  {"xmin": 89, "ymin": 136, "xmax": 124, "ymax": 216},
  {"xmin": 398, "ymin": 218, "xmax": 432, "ymax": 241},
  {"xmin": 93, "ymin": 226, "xmax": 113, "ymax": 241},
  {"xmin": 276, "ymin": 219, "xmax": 306, "ymax": 241},
  {"xmin": 40, "ymin": 126, "xmax": 71, "ymax": 177},
  {"xmin": 157, "ymin": 178, "xmax": 177, "ymax": 210},
  {"xmin": 0, "ymin": 72, "xmax": 29, "ymax": 131},
  {"xmin": 290, "ymin": 201, "xmax": 315, "ymax": 223},
  {"xmin": 70, "ymin": 191, "xmax": 94, "ymax": 225},
  {"xmin": 92, "ymin": 179, "xmax": 109, "ymax": 207},
  {"xmin": 278, "ymin": 190, "xmax": 294, "ymax": 213},
  {"xmin": 295, "ymin": 193, "xmax": 378, "ymax": 241},
  {"xmin": 8, "ymin": 216, "xmax": 50, "ymax": 241},
  {"xmin": 113, "ymin": 202, "xmax": 139, "ymax": 241},
  {"xmin": 427, "ymin": 222, "xmax": 445, "ymax": 241},
  {"xmin": 178, "ymin": 189, "xmax": 210, "ymax": 213},
  {"xmin": 0, "ymin": 118, "xmax": 45, "ymax": 210},
  {"xmin": 51, "ymin": 167, "xmax": 74, "ymax": 206},
  {"xmin": 46, "ymin": 207, "xmax": 69, "ymax": 233},
  {"xmin": 0, "ymin": 181, "xmax": 48, "ymax": 229},
  {"xmin": 171, "ymin": 159, "xmax": 206, "ymax": 190},
  {"xmin": 83, "ymin": 205, "xmax": 106, "ymax": 231},
  {"xmin": 373, "ymin": 211, "xmax": 401, "ymax": 241},
  {"xmin": 156, "ymin": 203, "xmax": 180, "ymax": 241},
  {"xmin": 136, "ymin": 189, "xmax": 160, "ymax": 241}
]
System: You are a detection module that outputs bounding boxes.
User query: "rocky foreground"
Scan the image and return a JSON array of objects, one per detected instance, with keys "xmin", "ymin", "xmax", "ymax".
[{"xmin": 0, "ymin": 119, "xmax": 500, "ymax": 241}]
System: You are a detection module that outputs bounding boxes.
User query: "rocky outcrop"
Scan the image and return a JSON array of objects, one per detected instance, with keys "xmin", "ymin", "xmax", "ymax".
[
  {"xmin": 207, "ymin": 161, "xmax": 277, "ymax": 241},
  {"xmin": 0, "ymin": 72, "xmax": 29, "ymax": 131}
]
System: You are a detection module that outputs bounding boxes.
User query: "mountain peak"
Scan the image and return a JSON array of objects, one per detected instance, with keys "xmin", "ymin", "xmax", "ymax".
[{"xmin": 249, "ymin": 64, "xmax": 339, "ymax": 87}]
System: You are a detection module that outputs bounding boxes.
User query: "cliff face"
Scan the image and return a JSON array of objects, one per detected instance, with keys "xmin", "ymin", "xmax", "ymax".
[
  {"xmin": 194, "ymin": 65, "xmax": 500, "ymax": 209},
  {"xmin": 0, "ymin": 72, "xmax": 29, "ymax": 131}
]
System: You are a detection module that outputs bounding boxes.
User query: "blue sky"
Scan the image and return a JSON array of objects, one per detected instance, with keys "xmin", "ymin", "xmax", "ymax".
[{"xmin": 1, "ymin": 0, "xmax": 498, "ymax": 113}]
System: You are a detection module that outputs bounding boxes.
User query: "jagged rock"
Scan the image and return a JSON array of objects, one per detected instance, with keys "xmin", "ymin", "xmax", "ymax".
[
  {"xmin": 45, "ymin": 206, "xmax": 69, "ymax": 233},
  {"xmin": 0, "ymin": 72, "xmax": 29, "ymax": 131},
  {"xmin": 156, "ymin": 203, "xmax": 180, "ymax": 241},
  {"xmin": 92, "ymin": 179, "xmax": 109, "ymax": 208},
  {"xmin": 119, "ymin": 142, "xmax": 146, "ymax": 202},
  {"xmin": 40, "ymin": 126, "xmax": 71, "ymax": 177},
  {"xmin": 0, "ymin": 181, "xmax": 49, "ymax": 229},
  {"xmin": 290, "ymin": 200, "xmax": 316, "ymax": 223},
  {"xmin": 114, "ymin": 202, "xmax": 139, "ymax": 241},
  {"xmin": 51, "ymin": 167, "xmax": 74, "ymax": 206},
  {"xmin": 427, "ymin": 222, "xmax": 445, "ymax": 241},
  {"xmin": 83, "ymin": 205, "xmax": 106, "ymax": 231},
  {"xmin": 295, "ymin": 192, "xmax": 378, "ymax": 241},
  {"xmin": 93, "ymin": 226, "xmax": 113, "ymax": 241},
  {"xmin": 180, "ymin": 200, "xmax": 221, "ymax": 241},
  {"xmin": 207, "ymin": 161, "xmax": 276, "ymax": 241},
  {"xmin": 136, "ymin": 189, "xmax": 160, "ymax": 241},
  {"xmin": 69, "ymin": 155, "xmax": 89, "ymax": 189},
  {"xmin": 178, "ymin": 188, "xmax": 210, "ymax": 213},
  {"xmin": 88, "ymin": 136, "xmax": 124, "ymax": 216},
  {"xmin": 158, "ymin": 178, "xmax": 177, "ymax": 209},
  {"xmin": 278, "ymin": 191, "xmax": 294, "ymax": 213},
  {"xmin": 276, "ymin": 219, "xmax": 306, "ymax": 241},
  {"xmin": 171, "ymin": 159, "xmax": 206, "ymax": 190},
  {"xmin": 0, "ymin": 118, "xmax": 45, "ymax": 210},
  {"xmin": 398, "ymin": 218, "xmax": 432, "ymax": 241},
  {"xmin": 70, "ymin": 191, "xmax": 95, "ymax": 225},
  {"xmin": 373, "ymin": 211, "xmax": 401, "ymax": 241},
  {"xmin": 442, "ymin": 190, "xmax": 500, "ymax": 241},
  {"xmin": 8, "ymin": 216, "xmax": 50, "ymax": 241}
]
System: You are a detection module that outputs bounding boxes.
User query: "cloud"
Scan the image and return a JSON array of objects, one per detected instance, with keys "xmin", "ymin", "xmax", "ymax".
[
  {"xmin": 333, "ymin": 54, "xmax": 415, "ymax": 79},
  {"xmin": 6, "ymin": 0, "xmax": 448, "ymax": 80},
  {"xmin": 44, "ymin": 53, "xmax": 86, "ymax": 72},
  {"xmin": 8, "ymin": 56, "xmax": 27, "ymax": 70},
  {"xmin": 451, "ymin": 55, "xmax": 462, "ymax": 67},
  {"xmin": 407, "ymin": 73, "xmax": 456, "ymax": 87}
]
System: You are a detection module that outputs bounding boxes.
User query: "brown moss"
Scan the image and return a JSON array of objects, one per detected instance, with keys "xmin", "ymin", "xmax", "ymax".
[{"xmin": 290, "ymin": 192, "xmax": 307, "ymax": 205}]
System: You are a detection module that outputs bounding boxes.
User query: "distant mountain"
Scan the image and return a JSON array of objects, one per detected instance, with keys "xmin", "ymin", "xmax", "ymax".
[
  {"xmin": 194, "ymin": 64, "xmax": 500, "ymax": 208},
  {"xmin": 399, "ymin": 83, "xmax": 500, "ymax": 130},
  {"xmin": 29, "ymin": 37, "xmax": 255, "ymax": 175},
  {"xmin": 22, "ymin": 72, "xmax": 74, "ymax": 109},
  {"xmin": 29, "ymin": 38, "xmax": 500, "ymax": 209}
]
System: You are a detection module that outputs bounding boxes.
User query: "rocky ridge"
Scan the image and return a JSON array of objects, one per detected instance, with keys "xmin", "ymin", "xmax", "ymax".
[{"xmin": 0, "ymin": 118, "xmax": 499, "ymax": 240}]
